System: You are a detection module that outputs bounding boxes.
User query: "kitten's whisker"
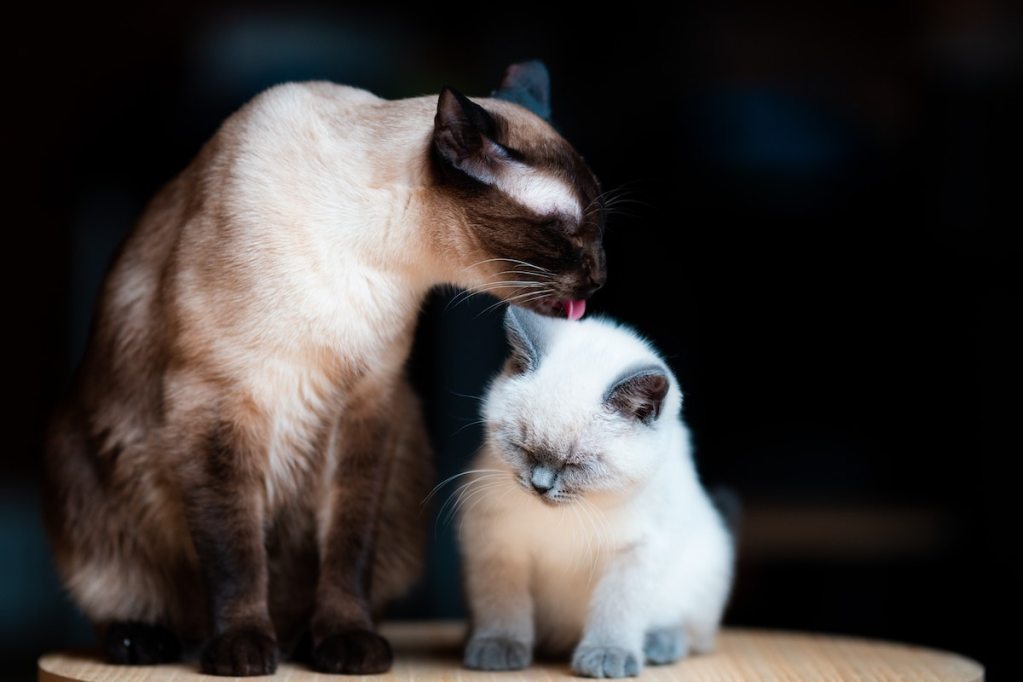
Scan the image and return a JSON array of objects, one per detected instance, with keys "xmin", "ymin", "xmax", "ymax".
[
  {"xmin": 434, "ymin": 476, "xmax": 505, "ymax": 537},
  {"xmin": 579, "ymin": 497, "xmax": 611, "ymax": 582},
  {"xmin": 451, "ymin": 419, "xmax": 487, "ymax": 437},
  {"xmin": 422, "ymin": 469, "xmax": 504, "ymax": 506},
  {"xmin": 447, "ymin": 480, "xmax": 506, "ymax": 527},
  {"xmin": 455, "ymin": 480, "xmax": 510, "ymax": 533},
  {"xmin": 569, "ymin": 502, "xmax": 597, "ymax": 584},
  {"xmin": 447, "ymin": 390, "xmax": 484, "ymax": 403},
  {"xmin": 575, "ymin": 500, "xmax": 601, "ymax": 582}
]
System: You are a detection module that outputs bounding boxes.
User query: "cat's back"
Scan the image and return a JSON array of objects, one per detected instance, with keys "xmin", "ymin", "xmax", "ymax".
[{"xmin": 234, "ymin": 81, "xmax": 383, "ymax": 136}]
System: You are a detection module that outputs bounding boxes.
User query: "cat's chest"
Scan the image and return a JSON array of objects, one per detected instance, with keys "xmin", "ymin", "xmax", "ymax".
[{"xmin": 526, "ymin": 507, "xmax": 629, "ymax": 652}]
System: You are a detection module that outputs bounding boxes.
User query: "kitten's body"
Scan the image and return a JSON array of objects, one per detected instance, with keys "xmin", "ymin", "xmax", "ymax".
[
  {"xmin": 46, "ymin": 66, "xmax": 605, "ymax": 677},
  {"xmin": 460, "ymin": 312, "xmax": 732, "ymax": 677}
]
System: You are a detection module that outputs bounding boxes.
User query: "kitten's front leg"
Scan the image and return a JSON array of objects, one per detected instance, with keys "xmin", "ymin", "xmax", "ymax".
[
  {"xmin": 462, "ymin": 529, "xmax": 534, "ymax": 671},
  {"xmin": 310, "ymin": 410, "xmax": 395, "ymax": 674},
  {"xmin": 572, "ymin": 547, "xmax": 653, "ymax": 679},
  {"xmin": 183, "ymin": 424, "xmax": 277, "ymax": 676}
]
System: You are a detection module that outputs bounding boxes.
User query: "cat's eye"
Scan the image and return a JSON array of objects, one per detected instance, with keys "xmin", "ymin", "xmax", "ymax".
[{"xmin": 501, "ymin": 145, "xmax": 525, "ymax": 161}]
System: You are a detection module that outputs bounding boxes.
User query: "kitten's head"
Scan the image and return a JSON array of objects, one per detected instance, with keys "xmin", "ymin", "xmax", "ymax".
[
  {"xmin": 431, "ymin": 62, "xmax": 605, "ymax": 320},
  {"xmin": 483, "ymin": 307, "xmax": 681, "ymax": 505}
]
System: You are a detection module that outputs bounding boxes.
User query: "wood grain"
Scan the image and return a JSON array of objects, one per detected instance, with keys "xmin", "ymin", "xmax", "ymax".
[{"xmin": 38, "ymin": 620, "xmax": 984, "ymax": 681}]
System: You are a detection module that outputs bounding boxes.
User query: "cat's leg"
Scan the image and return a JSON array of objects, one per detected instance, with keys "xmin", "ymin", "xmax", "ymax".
[
  {"xmin": 369, "ymin": 380, "xmax": 432, "ymax": 612},
  {"xmin": 462, "ymin": 532, "xmax": 534, "ymax": 671},
  {"xmin": 571, "ymin": 548, "xmax": 655, "ymax": 678},
  {"xmin": 687, "ymin": 620, "xmax": 719, "ymax": 655},
  {"xmin": 180, "ymin": 422, "xmax": 278, "ymax": 677},
  {"xmin": 309, "ymin": 406, "xmax": 396, "ymax": 674},
  {"xmin": 642, "ymin": 626, "xmax": 687, "ymax": 665}
]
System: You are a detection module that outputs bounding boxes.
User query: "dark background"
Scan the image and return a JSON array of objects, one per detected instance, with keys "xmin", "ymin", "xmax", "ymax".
[{"xmin": 3, "ymin": 2, "xmax": 1015, "ymax": 680}]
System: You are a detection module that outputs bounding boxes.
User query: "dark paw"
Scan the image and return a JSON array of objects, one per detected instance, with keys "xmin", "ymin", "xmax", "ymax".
[
  {"xmin": 464, "ymin": 636, "xmax": 532, "ymax": 671},
  {"xmin": 312, "ymin": 629, "xmax": 393, "ymax": 674},
  {"xmin": 571, "ymin": 645, "xmax": 642, "ymax": 678},
  {"xmin": 643, "ymin": 627, "xmax": 687, "ymax": 665},
  {"xmin": 201, "ymin": 627, "xmax": 279, "ymax": 676},
  {"xmin": 104, "ymin": 621, "xmax": 181, "ymax": 665}
]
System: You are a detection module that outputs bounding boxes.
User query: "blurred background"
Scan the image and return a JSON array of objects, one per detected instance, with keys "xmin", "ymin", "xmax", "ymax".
[{"xmin": 3, "ymin": 1, "xmax": 1015, "ymax": 680}]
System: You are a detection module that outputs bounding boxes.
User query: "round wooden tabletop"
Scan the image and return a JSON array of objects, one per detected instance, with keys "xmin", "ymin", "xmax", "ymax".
[{"xmin": 39, "ymin": 621, "xmax": 983, "ymax": 681}]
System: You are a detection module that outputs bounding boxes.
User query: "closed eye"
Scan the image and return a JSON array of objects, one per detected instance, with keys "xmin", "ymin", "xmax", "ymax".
[
  {"xmin": 499, "ymin": 144, "xmax": 525, "ymax": 162},
  {"xmin": 516, "ymin": 445, "xmax": 535, "ymax": 460}
]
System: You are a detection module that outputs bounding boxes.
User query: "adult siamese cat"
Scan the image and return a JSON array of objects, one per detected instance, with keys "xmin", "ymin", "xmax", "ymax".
[{"xmin": 44, "ymin": 62, "xmax": 606, "ymax": 676}]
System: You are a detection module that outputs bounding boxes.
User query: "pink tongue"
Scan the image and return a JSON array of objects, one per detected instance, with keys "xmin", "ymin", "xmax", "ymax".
[{"xmin": 564, "ymin": 299, "xmax": 586, "ymax": 321}]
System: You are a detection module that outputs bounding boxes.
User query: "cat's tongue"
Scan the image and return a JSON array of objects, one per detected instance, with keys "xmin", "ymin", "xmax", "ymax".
[{"xmin": 563, "ymin": 299, "xmax": 586, "ymax": 321}]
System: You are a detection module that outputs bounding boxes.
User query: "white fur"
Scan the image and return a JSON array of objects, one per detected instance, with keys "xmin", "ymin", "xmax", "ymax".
[
  {"xmin": 459, "ymin": 316, "xmax": 733, "ymax": 676},
  {"xmin": 495, "ymin": 162, "xmax": 582, "ymax": 220}
]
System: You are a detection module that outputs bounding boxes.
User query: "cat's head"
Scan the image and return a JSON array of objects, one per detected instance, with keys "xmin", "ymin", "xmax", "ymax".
[
  {"xmin": 483, "ymin": 308, "xmax": 681, "ymax": 504},
  {"xmin": 430, "ymin": 62, "xmax": 605, "ymax": 320}
]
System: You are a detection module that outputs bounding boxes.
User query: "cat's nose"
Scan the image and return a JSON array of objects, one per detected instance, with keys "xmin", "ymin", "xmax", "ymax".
[{"xmin": 530, "ymin": 467, "xmax": 555, "ymax": 494}]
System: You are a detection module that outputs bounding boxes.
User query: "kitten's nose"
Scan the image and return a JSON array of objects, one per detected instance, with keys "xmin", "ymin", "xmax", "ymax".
[{"xmin": 530, "ymin": 467, "xmax": 555, "ymax": 494}]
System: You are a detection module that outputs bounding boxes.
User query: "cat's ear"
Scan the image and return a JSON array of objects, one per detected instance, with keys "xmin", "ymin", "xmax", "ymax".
[
  {"xmin": 504, "ymin": 306, "xmax": 554, "ymax": 373},
  {"xmin": 492, "ymin": 60, "xmax": 552, "ymax": 121},
  {"xmin": 434, "ymin": 87, "xmax": 512, "ymax": 183},
  {"xmin": 604, "ymin": 367, "xmax": 670, "ymax": 425}
]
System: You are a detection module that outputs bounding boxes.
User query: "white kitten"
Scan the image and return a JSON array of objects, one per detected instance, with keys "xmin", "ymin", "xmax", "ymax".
[{"xmin": 458, "ymin": 308, "xmax": 734, "ymax": 678}]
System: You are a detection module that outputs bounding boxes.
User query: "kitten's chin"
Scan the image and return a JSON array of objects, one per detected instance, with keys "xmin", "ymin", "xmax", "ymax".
[{"xmin": 535, "ymin": 492, "xmax": 576, "ymax": 507}]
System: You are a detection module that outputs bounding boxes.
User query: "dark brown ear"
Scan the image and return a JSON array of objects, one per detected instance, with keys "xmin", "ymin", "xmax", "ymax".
[
  {"xmin": 604, "ymin": 367, "xmax": 670, "ymax": 424},
  {"xmin": 433, "ymin": 87, "xmax": 510, "ymax": 182}
]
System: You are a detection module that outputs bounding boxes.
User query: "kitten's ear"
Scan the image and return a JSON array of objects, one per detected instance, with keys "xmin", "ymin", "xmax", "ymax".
[
  {"xmin": 605, "ymin": 367, "xmax": 670, "ymax": 425},
  {"xmin": 504, "ymin": 306, "xmax": 554, "ymax": 373},
  {"xmin": 434, "ymin": 87, "xmax": 511, "ymax": 183},
  {"xmin": 492, "ymin": 60, "xmax": 552, "ymax": 121}
]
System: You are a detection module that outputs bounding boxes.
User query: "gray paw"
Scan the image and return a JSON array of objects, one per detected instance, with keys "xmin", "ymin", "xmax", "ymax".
[
  {"xmin": 571, "ymin": 645, "xmax": 642, "ymax": 678},
  {"xmin": 643, "ymin": 628, "xmax": 686, "ymax": 665},
  {"xmin": 464, "ymin": 636, "xmax": 531, "ymax": 671}
]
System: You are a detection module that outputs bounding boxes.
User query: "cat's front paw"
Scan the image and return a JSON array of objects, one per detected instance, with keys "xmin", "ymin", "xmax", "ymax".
[
  {"xmin": 312, "ymin": 629, "xmax": 393, "ymax": 674},
  {"xmin": 571, "ymin": 645, "xmax": 642, "ymax": 678},
  {"xmin": 104, "ymin": 621, "xmax": 181, "ymax": 665},
  {"xmin": 464, "ymin": 636, "xmax": 532, "ymax": 671},
  {"xmin": 643, "ymin": 627, "xmax": 687, "ymax": 665},
  {"xmin": 201, "ymin": 626, "xmax": 278, "ymax": 676}
]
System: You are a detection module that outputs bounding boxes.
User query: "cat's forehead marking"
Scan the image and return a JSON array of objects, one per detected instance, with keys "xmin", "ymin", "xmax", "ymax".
[{"xmin": 494, "ymin": 163, "xmax": 582, "ymax": 221}]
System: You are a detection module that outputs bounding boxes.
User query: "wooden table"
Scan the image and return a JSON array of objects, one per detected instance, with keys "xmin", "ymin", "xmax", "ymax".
[{"xmin": 39, "ymin": 620, "xmax": 983, "ymax": 681}]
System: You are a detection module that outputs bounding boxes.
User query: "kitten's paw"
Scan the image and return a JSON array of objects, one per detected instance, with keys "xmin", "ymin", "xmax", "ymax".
[
  {"xmin": 571, "ymin": 645, "xmax": 642, "ymax": 678},
  {"xmin": 464, "ymin": 636, "xmax": 532, "ymax": 671},
  {"xmin": 201, "ymin": 627, "xmax": 278, "ymax": 676},
  {"xmin": 312, "ymin": 629, "xmax": 393, "ymax": 674},
  {"xmin": 104, "ymin": 622, "xmax": 181, "ymax": 665},
  {"xmin": 643, "ymin": 627, "xmax": 687, "ymax": 665}
]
